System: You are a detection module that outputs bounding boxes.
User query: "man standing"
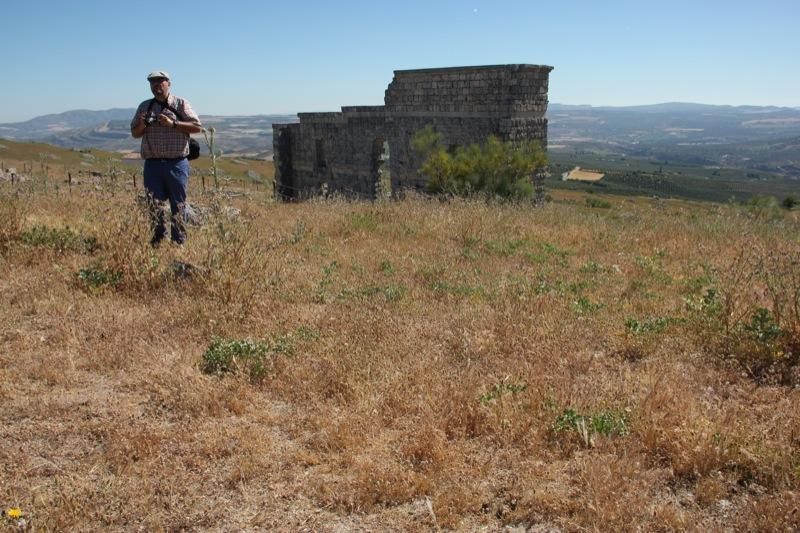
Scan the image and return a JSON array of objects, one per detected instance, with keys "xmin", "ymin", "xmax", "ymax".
[{"xmin": 131, "ymin": 70, "xmax": 202, "ymax": 246}]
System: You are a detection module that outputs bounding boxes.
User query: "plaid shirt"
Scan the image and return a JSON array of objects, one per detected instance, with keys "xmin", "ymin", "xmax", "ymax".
[{"xmin": 131, "ymin": 94, "xmax": 201, "ymax": 159}]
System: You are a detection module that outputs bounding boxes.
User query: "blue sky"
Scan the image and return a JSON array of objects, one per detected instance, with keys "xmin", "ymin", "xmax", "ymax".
[{"xmin": 1, "ymin": 0, "xmax": 798, "ymax": 122}]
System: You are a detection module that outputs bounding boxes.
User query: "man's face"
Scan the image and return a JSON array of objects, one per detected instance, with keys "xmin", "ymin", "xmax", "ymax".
[{"xmin": 149, "ymin": 78, "xmax": 170, "ymax": 99}]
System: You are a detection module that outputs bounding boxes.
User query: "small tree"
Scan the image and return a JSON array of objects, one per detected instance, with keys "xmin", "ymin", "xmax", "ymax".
[{"xmin": 413, "ymin": 125, "xmax": 547, "ymax": 200}]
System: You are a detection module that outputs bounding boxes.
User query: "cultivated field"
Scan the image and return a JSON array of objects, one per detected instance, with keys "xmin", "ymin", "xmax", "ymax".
[{"xmin": 1, "ymin": 169, "xmax": 799, "ymax": 531}]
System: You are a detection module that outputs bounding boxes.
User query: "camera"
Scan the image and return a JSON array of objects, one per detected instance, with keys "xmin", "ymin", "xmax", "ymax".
[{"xmin": 144, "ymin": 114, "xmax": 159, "ymax": 126}]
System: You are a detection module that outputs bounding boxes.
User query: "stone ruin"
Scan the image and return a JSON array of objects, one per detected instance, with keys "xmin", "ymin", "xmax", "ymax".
[{"xmin": 272, "ymin": 64, "xmax": 553, "ymax": 200}]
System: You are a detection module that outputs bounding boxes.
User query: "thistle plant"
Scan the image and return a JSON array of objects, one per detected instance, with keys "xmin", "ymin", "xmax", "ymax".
[{"xmin": 202, "ymin": 126, "xmax": 223, "ymax": 190}]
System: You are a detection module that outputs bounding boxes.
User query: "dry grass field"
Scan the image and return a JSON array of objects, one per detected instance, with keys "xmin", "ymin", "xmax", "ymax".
[{"xmin": 1, "ymin": 166, "xmax": 799, "ymax": 531}]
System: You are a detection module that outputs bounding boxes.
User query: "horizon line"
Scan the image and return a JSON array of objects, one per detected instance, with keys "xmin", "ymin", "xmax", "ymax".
[{"xmin": 1, "ymin": 100, "xmax": 800, "ymax": 125}]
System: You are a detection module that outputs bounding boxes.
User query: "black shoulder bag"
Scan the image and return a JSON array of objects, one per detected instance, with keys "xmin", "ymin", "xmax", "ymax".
[{"xmin": 151, "ymin": 98, "xmax": 201, "ymax": 161}]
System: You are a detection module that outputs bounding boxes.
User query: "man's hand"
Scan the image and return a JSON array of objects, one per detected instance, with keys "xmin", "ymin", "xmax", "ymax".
[
  {"xmin": 131, "ymin": 112, "xmax": 149, "ymax": 138},
  {"xmin": 157, "ymin": 112, "xmax": 175, "ymax": 128}
]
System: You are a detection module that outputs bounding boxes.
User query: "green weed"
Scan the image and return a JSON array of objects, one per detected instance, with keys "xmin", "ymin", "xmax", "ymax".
[
  {"xmin": 459, "ymin": 235, "xmax": 482, "ymax": 260},
  {"xmin": 573, "ymin": 296, "xmax": 603, "ymax": 314},
  {"xmin": 524, "ymin": 242, "xmax": 571, "ymax": 265},
  {"xmin": 432, "ymin": 281, "xmax": 487, "ymax": 299},
  {"xmin": 585, "ymin": 197, "xmax": 612, "ymax": 209},
  {"xmin": 77, "ymin": 264, "xmax": 122, "ymax": 290},
  {"xmin": 338, "ymin": 284, "xmax": 406, "ymax": 303},
  {"xmin": 314, "ymin": 261, "xmax": 340, "ymax": 302},
  {"xmin": 744, "ymin": 307, "xmax": 783, "ymax": 344},
  {"xmin": 484, "ymin": 238, "xmax": 528, "ymax": 257},
  {"xmin": 625, "ymin": 316, "xmax": 678, "ymax": 335},
  {"xmin": 478, "ymin": 381, "xmax": 528, "ymax": 405},
  {"xmin": 201, "ymin": 337, "xmax": 280, "ymax": 383},
  {"xmin": 379, "ymin": 259, "xmax": 396, "ymax": 274},
  {"xmin": 634, "ymin": 251, "xmax": 672, "ymax": 285},
  {"xmin": 270, "ymin": 333, "xmax": 295, "ymax": 356},
  {"xmin": 553, "ymin": 408, "xmax": 629, "ymax": 447},
  {"xmin": 350, "ymin": 212, "xmax": 379, "ymax": 232},
  {"xmin": 289, "ymin": 220, "xmax": 307, "ymax": 244},
  {"xmin": 296, "ymin": 325, "xmax": 320, "ymax": 342},
  {"xmin": 533, "ymin": 277, "xmax": 588, "ymax": 297},
  {"xmin": 580, "ymin": 260, "xmax": 606, "ymax": 274},
  {"xmin": 684, "ymin": 271, "xmax": 715, "ymax": 295},
  {"xmin": 686, "ymin": 284, "xmax": 798, "ymax": 382},
  {"xmin": 21, "ymin": 225, "xmax": 99, "ymax": 254}
]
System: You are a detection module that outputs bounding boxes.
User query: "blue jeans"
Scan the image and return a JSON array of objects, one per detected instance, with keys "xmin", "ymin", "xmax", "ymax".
[{"xmin": 143, "ymin": 158, "xmax": 189, "ymax": 245}]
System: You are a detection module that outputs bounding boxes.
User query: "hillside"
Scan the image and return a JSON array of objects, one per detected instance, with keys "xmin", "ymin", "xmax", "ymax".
[
  {"xmin": 0, "ymin": 110, "xmax": 297, "ymax": 157},
  {"xmin": 4, "ymin": 102, "xmax": 800, "ymax": 168},
  {"xmin": 1, "ymin": 171, "xmax": 799, "ymax": 530},
  {"xmin": 2, "ymin": 102, "xmax": 799, "ymax": 203},
  {"xmin": 0, "ymin": 138, "xmax": 275, "ymax": 191}
]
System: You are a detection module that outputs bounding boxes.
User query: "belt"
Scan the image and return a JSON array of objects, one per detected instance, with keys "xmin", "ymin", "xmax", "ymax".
[{"xmin": 146, "ymin": 157, "xmax": 187, "ymax": 162}]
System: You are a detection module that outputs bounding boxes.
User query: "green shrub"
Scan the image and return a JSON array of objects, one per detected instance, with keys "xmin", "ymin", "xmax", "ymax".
[
  {"xmin": 584, "ymin": 197, "xmax": 611, "ymax": 209},
  {"xmin": 573, "ymin": 296, "xmax": 603, "ymax": 314},
  {"xmin": 744, "ymin": 307, "xmax": 782, "ymax": 344},
  {"xmin": 201, "ymin": 338, "xmax": 273, "ymax": 383},
  {"xmin": 553, "ymin": 408, "xmax": 629, "ymax": 447},
  {"xmin": 337, "ymin": 283, "xmax": 407, "ymax": 303},
  {"xmin": 744, "ymin": 195, "xmax": 783, "ymax": 220},
  {"xmin": 726, "ymin": 307, "xmax": 791, "ymax": 380},
  {"xmin": 625, "ymin": 316, "xmax": 676, "ymax": 335},
  {"xmin": 412, "ymin": 126, "xmax": 547, "ymax": 200},
  {"xmin": 782, "ymin": 194, "xmax": 799, "ymax": 210},
  {"xmin": 21, "ymin": 225, "xmax": 99, "ymax": 254},
  {"xmin": 685, "ymin": 254, "xmax": 800, "ymax": 384},
  {"xmin": 77, "ymin": 264, "xmax": 122, "ymax": 289}
]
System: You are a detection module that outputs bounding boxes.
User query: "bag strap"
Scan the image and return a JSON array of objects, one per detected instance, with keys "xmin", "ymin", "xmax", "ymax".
[
  {"xmin": 143, "ymin": 97, "xmax": 192, "ymax": 157},
  {"xmin": 154, "ymin": 97, "xmax": 186, "ymax": 121},
  {"xmin": 143, "ymin": 100, "xmax": 157, "ymax": 155}
]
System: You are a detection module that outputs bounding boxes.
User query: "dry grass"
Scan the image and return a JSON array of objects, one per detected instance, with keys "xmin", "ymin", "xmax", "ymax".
[{"xmin": 1, "ymin": 174, "xmax": 800, "ymax": 531}]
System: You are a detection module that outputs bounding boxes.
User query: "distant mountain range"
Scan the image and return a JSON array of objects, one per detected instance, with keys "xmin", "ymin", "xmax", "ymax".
[
  {"xmin": 0, "ymin": 109, "xmax": 297, "ymax": 158},
  {"xmin": 547, "ymin": 103, "xmax": 800, "ymax": 145},
  {"xmin": 546, "ymin": 103, "xmax": 800, "ymax": 176},
  {"xmin": 1, "ymin": 103, "xmax": 799, "ymax": 174}
]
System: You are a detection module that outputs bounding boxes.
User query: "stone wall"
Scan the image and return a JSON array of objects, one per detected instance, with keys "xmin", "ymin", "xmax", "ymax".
[{"xmin": 273, "ymin": 64, "xmax": 553, "ymax": 200}]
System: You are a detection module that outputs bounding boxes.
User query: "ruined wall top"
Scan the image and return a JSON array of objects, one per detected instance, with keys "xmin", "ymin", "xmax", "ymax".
[
  {"xmin": 385, "ymin": 64, "xmax": 553, "ymax": 117},
  {"xmin": 393, "ymin": 64, "xmax": 553, "ymax": 76}
]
